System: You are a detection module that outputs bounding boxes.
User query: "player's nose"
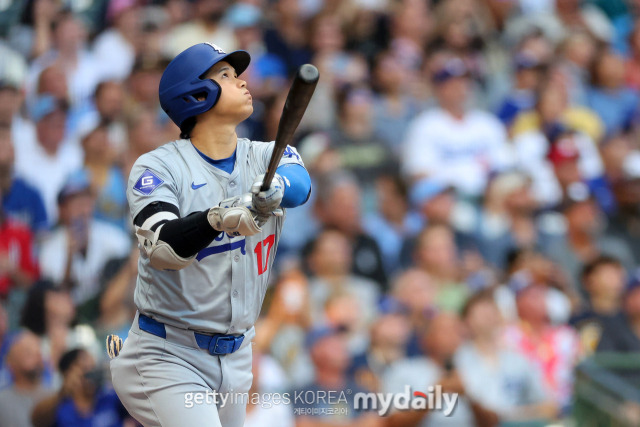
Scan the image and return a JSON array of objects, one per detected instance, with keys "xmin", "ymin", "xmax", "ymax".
[{"xmin": 237, "ymin": 78, "xmax": 247, "ymax": 88}]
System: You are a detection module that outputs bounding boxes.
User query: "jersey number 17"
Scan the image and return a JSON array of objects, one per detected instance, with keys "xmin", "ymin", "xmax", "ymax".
[{"xmin": 254, "ymin": 234, "xmax": 275, "ymax": 276}]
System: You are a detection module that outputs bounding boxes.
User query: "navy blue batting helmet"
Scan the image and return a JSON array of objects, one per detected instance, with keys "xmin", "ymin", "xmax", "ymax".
[{"xmin": 159, "ymin": 43, "xmax": 251, "ymax": 129}]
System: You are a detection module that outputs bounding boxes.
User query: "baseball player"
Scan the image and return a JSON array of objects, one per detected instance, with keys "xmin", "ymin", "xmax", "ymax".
[{"xmin": 108, "ymin": 42, "xmax": 311, "ymax": 427}]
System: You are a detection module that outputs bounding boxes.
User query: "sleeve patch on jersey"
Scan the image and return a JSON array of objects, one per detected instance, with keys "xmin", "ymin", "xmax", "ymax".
[
  {"xmin": 283, "ymin": 146, "xmax": 301, "ymax": 161},
  {"xmin": 133, "ymin": 169, "xmax": 164, "ymax": 195}
]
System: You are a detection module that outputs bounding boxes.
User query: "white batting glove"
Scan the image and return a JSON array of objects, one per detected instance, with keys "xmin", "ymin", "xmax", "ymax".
[
  {"xmin": 251, "ymin": 173, "xmax": 285, "ymax": 215},
  {"xmin": 208, "ymin": 200, "xmax": 262, "ymax": 236},
  {"xmin": 218, "ymin": 193, "xmax": 282, "ymax": 228}
]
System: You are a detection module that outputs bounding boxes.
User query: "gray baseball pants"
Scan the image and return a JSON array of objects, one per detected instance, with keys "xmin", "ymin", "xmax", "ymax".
[{"xmin": 110, "ymin": 312, "xmax": 254, "ymax": 427}]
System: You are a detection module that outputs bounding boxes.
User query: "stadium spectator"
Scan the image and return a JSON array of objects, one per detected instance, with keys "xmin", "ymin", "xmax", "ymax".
[
  {"xmin": 625, "ymin": 21, "xmax": 640, "ymax": 89},
  {"xmin": 244, "ymin": 350, "xmax": 294, "ymax": 427},
  {"xmin": 122, "ymin": 109, "xmax": 164, "ymax": 176},
  {"xmin": 586, "ymin": 46, "xmax": 638, "ymax": 136},
  {"xmin": 97, "ymin": 248, "xmax": 138, "ymax": 338},
  {"xmin": 0, "ymin": 124, "xmax": 48, "ymax": 233},
  {"xmin": 514, "ymin": 123, "xmax": 606, "ymax": 208},
  {"xmin": 431, "ymin": 0, "xmax": 492, "ymax": 94},
  {"xmin": 597, "ymin": 269, "xmax": 640, "ymax": 352},
  {"xmin": 80, "ymin": 124, "xmax": 128, "ymax": 231},
  {"xmin": 324, "ymin": 291, "xmax": 371, "ymax": 355},
  {"xmin": 255, "ymin": 269, "xmax": 314, "ymax": 388},
  {"xmin": 502, "ymin": 282, "xmax": 581, "ymax": 411},
  {"xmin": 496, "ymin": 51, "xmax": 547, "ymax": 129},
  {"xmin": 311, "ymin": 172, "xmax": 387, "ymax": 287},
  {"xmin": 383, "ymin": 312, "xmax": 499, "ymax": 427},
  {"xmin": 306, "ymin": 228, "xmax": 380, "ymax": 327},
  {"xmin": 92, "ymin": 0, "xmax": 141, "ymax": 82},
  {"xmin": 225, "ymin": 3, "xmax": 287, "ymax": 102},
  {"xmin": 0, "ymin": 80, "xmax": 26, "ymax": 140},
  {"xmin": 402, "ymin": 57, "xmax": 513, "ymax": 199},
  {"xmin": 263, "ymin": 0, "xmax": 312, "ymax": 76},
  {"xmin": 124, "ymin": 57, "xmax": 166, "ymax": 122},
  {"xmin": 557, "ymin": 31, "xmax": 598, "ymax": 106},
  {"xmin": 77, "ymin": 81, "xmax": 128, "ymax": 155},
  {"xmin": 413, "ymin": 224, "xmax": 469, "ymax": 313},
  {"xmin": 371, "ymin": 51, "xmax": 424, "ymax": 157},
  {"xmin": 602, "ymin": 134, "xmax": 640, "ymax": 260},
  {"xmin": 293, "ymin": 327, "xmax": 382, "ymax": 427},
  {"xmin": 32, "ymin": 348, "xmax": 133, "ymax": 427},
  {"xmin": 0, "ymin": 200, "xmax": 38, "ymax": 301},
  {"xmin": 364, "ymin": 174, "xmax": 422, "ymax": 276},
  {"xmin": 570, "ymin": 256, "xmax": 627, "ymax": 353},
  {"xmin": 328, "ymin": 84, "xmax": 395, "ymax": 190},
  {"xmin": 19, "ymin": 281, "xmax": 82, "ymax": 375},
  {"xmin": 388, "ymin": 0, "xmax": 432, "ymax": 81},
  {"xmin": 163, "ymin": 0, "xmax": 236, "ymax": 57},
  {"xmin": 455, "ymin": 291, "xmax": 557, "ymax": 422},
  {"xmin": 348, "ymin": 312, "xmax": 411, "ymax": 393},
  {"xmin": 14, "ymin": 95, "xmax": 82, "ymax": 225},
  {"xmin": 26, "ymin": 11, "xmax": 102, "ymax": 110},
  {"xmin": 472, "ymin": 171, "xmax": 563, "ymax": 269},
  {"xmin": 38, "ymin": 171, "xmax": 131, "ymax": 307},
  {"xmin": 387, "ymin": 269, "xmax": 438, "ymax": 356},
  {"xmin": 545, "ymin": 187, "xmax": 635, "ymax": 291},
  {"xmin": 511, "ymin": 76, "xmax": 604, "ymax": 143},
  {"xmin": 0, "ymin": 331, "xmax": 50, "ymax": 427},
  {"xmin": 399, "ymin": 178, "xmax": 478, "ymax": 270},
  {"xmin": 495, "ymin": 248, "xmax": 576, "ymax": 326}
]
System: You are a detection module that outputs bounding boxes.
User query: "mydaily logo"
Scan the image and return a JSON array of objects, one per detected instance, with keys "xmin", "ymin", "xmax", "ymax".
[{"xmin": 354, "ymin": 385, "xmax": 458, "ymax": 416}]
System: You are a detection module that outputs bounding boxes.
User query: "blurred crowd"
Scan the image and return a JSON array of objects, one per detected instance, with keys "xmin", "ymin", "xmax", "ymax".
[{"xmin": 2, "ymin": 0, "xmax": 640, "ymax": 426}]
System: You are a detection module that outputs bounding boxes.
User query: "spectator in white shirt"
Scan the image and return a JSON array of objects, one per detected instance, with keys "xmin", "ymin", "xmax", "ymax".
[
  {"xmin": 402, "ymin": 57, "xmax": 513, "ymax": 199},
  {"xmin": 26, "ymin": 11, "xmax": 103, "ymax": 112},
  {"xmin": 14, "ymin": 95, "xmax": 82, "ymax": 225},
  {"xmin": 92, "ymin": 1, "xmax": 141, "ymax": 82},
  {"xmin": 454, "ymin": 290, "xmax": 558, "ymax": 423},
  {"xmin": 38, "ymin": 171, "xmax": 131, "ymax": 306},
  {"xmin": 514, "ymin": 123, "xmax": 605, "ymax": 208}
]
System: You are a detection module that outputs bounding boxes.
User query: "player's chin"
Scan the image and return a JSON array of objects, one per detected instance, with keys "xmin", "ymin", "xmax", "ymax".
[{"xmin": 239, "ymin": 103, "xmax": 253, "ymax": 120}]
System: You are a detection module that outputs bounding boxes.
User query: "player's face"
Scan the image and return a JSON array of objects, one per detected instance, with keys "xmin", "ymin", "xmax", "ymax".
[{"xmin": 205, "ymin": 61, "xmax": 253, "ymax": 121}]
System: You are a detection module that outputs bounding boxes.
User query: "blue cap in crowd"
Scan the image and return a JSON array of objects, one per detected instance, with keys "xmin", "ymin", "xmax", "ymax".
[
  {"xmin": 29, "ymin": 95, "xmax": 67, "ymax": 122},
  {"xmin": 409, "ymin": 178, "xmax": 452, "ymax": 208},
  {"xmin": 514, "ymin": 52, "xmax": 545, "ymax": 71},
  {"xmin": 57, "ymin": 170, "xmax": 91, "ymax": 205},
  {"xmin": 627, "ymin": 269, "xmax": 640, "ymax": 295},
  {"xmin": 224, "ymin": 3, "xmax": 262, "ymax": 28},
  {"xmin": 305, "ymin": 326, "xmax": 341, "ymax": 349},
  {"xmin": 432, "ymin": 58, "xmax": 469, "ymax": 84}
]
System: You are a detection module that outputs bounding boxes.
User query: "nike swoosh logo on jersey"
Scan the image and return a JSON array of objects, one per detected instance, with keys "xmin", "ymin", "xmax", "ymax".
[{"xmin": 191, "ymin": 182, "xmax": 207, "ymax": 190}]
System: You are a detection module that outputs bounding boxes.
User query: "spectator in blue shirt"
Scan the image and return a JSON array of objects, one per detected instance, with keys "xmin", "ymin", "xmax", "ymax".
[
  {"xmin": 0, "ymin": 124, "xmax": 48, "ymax": 234},
  {"xmin": 32, "ymin": 348, "xmax": 134, "ymax": 427},
  {"xmin": 496, "ymin": 52, "xmax": 547, "ymax": 129},
  {"xmin": 586, "ymin": 46, "xmax": 639, "ymax": 136}
]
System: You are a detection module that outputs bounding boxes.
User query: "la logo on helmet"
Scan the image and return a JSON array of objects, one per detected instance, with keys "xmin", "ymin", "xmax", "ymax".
[{"xmin": 205, "ymin": 43, "xmax": 226, "ymax": 54}]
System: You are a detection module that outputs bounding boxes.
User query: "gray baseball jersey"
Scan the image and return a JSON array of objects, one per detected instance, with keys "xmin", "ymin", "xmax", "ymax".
[{"xmin": 126, "ymin": 137, "xmax": 305, "ymax": 335}]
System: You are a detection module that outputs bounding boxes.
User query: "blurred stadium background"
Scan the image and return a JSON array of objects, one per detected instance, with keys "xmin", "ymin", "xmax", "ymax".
[{"xmin": 2, "ymin": 0, "xmax": 640, "ymax": 426}]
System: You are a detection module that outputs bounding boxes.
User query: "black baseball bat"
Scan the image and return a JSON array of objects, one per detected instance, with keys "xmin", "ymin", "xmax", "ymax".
[{"xmin": 261, "ymin": 64, "xmax": 319, "ymax": 191}]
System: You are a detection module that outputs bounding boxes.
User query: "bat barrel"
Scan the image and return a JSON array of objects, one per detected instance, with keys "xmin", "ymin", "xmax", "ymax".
[{"xmin": 261, "ymin": 64, "xmax": 319, "ymax": 191}]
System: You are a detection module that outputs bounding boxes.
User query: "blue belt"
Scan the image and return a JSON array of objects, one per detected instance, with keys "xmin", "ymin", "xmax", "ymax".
[{"xmin": 138, "ymin": 314, "xmax": 244, "ymax": 356}]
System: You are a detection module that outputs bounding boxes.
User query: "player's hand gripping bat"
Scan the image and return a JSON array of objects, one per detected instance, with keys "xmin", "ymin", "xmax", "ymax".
[{"xmin": 260, "ymin": 64, "xmax": 319, "ymax": 192}]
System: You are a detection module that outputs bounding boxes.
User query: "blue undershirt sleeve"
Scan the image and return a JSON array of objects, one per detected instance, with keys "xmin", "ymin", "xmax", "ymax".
[{"xmin": 276, "ymin": 164, "xmax": 312, "ymax": 208}]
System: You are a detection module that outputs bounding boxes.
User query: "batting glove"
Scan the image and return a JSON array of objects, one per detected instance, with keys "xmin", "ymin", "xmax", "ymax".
[
  {"xmin": 106, "ymin": 334, "xmax": 123, "ymax": 359},
  {"xmin": 209, "ymin": 195, "xmax": 263, "ymax": 237},
  {"xmin": 251, "ymin": 173, "xmax": 285, "ymax": 215},
  {"xmin": 218, "ymin": 193, "xmax": 282, "ymax": 229}
]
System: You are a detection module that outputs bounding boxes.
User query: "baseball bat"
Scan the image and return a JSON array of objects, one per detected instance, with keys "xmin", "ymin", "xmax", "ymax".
[{"xmin": 261, "ymin": 64, "xmax": 319, "ymax": 191}]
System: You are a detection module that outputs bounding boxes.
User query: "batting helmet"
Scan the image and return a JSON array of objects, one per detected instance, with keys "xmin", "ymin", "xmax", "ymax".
[{"xmin": 159, "ymin": 43, "xmax": 251, "ymax": 129}]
